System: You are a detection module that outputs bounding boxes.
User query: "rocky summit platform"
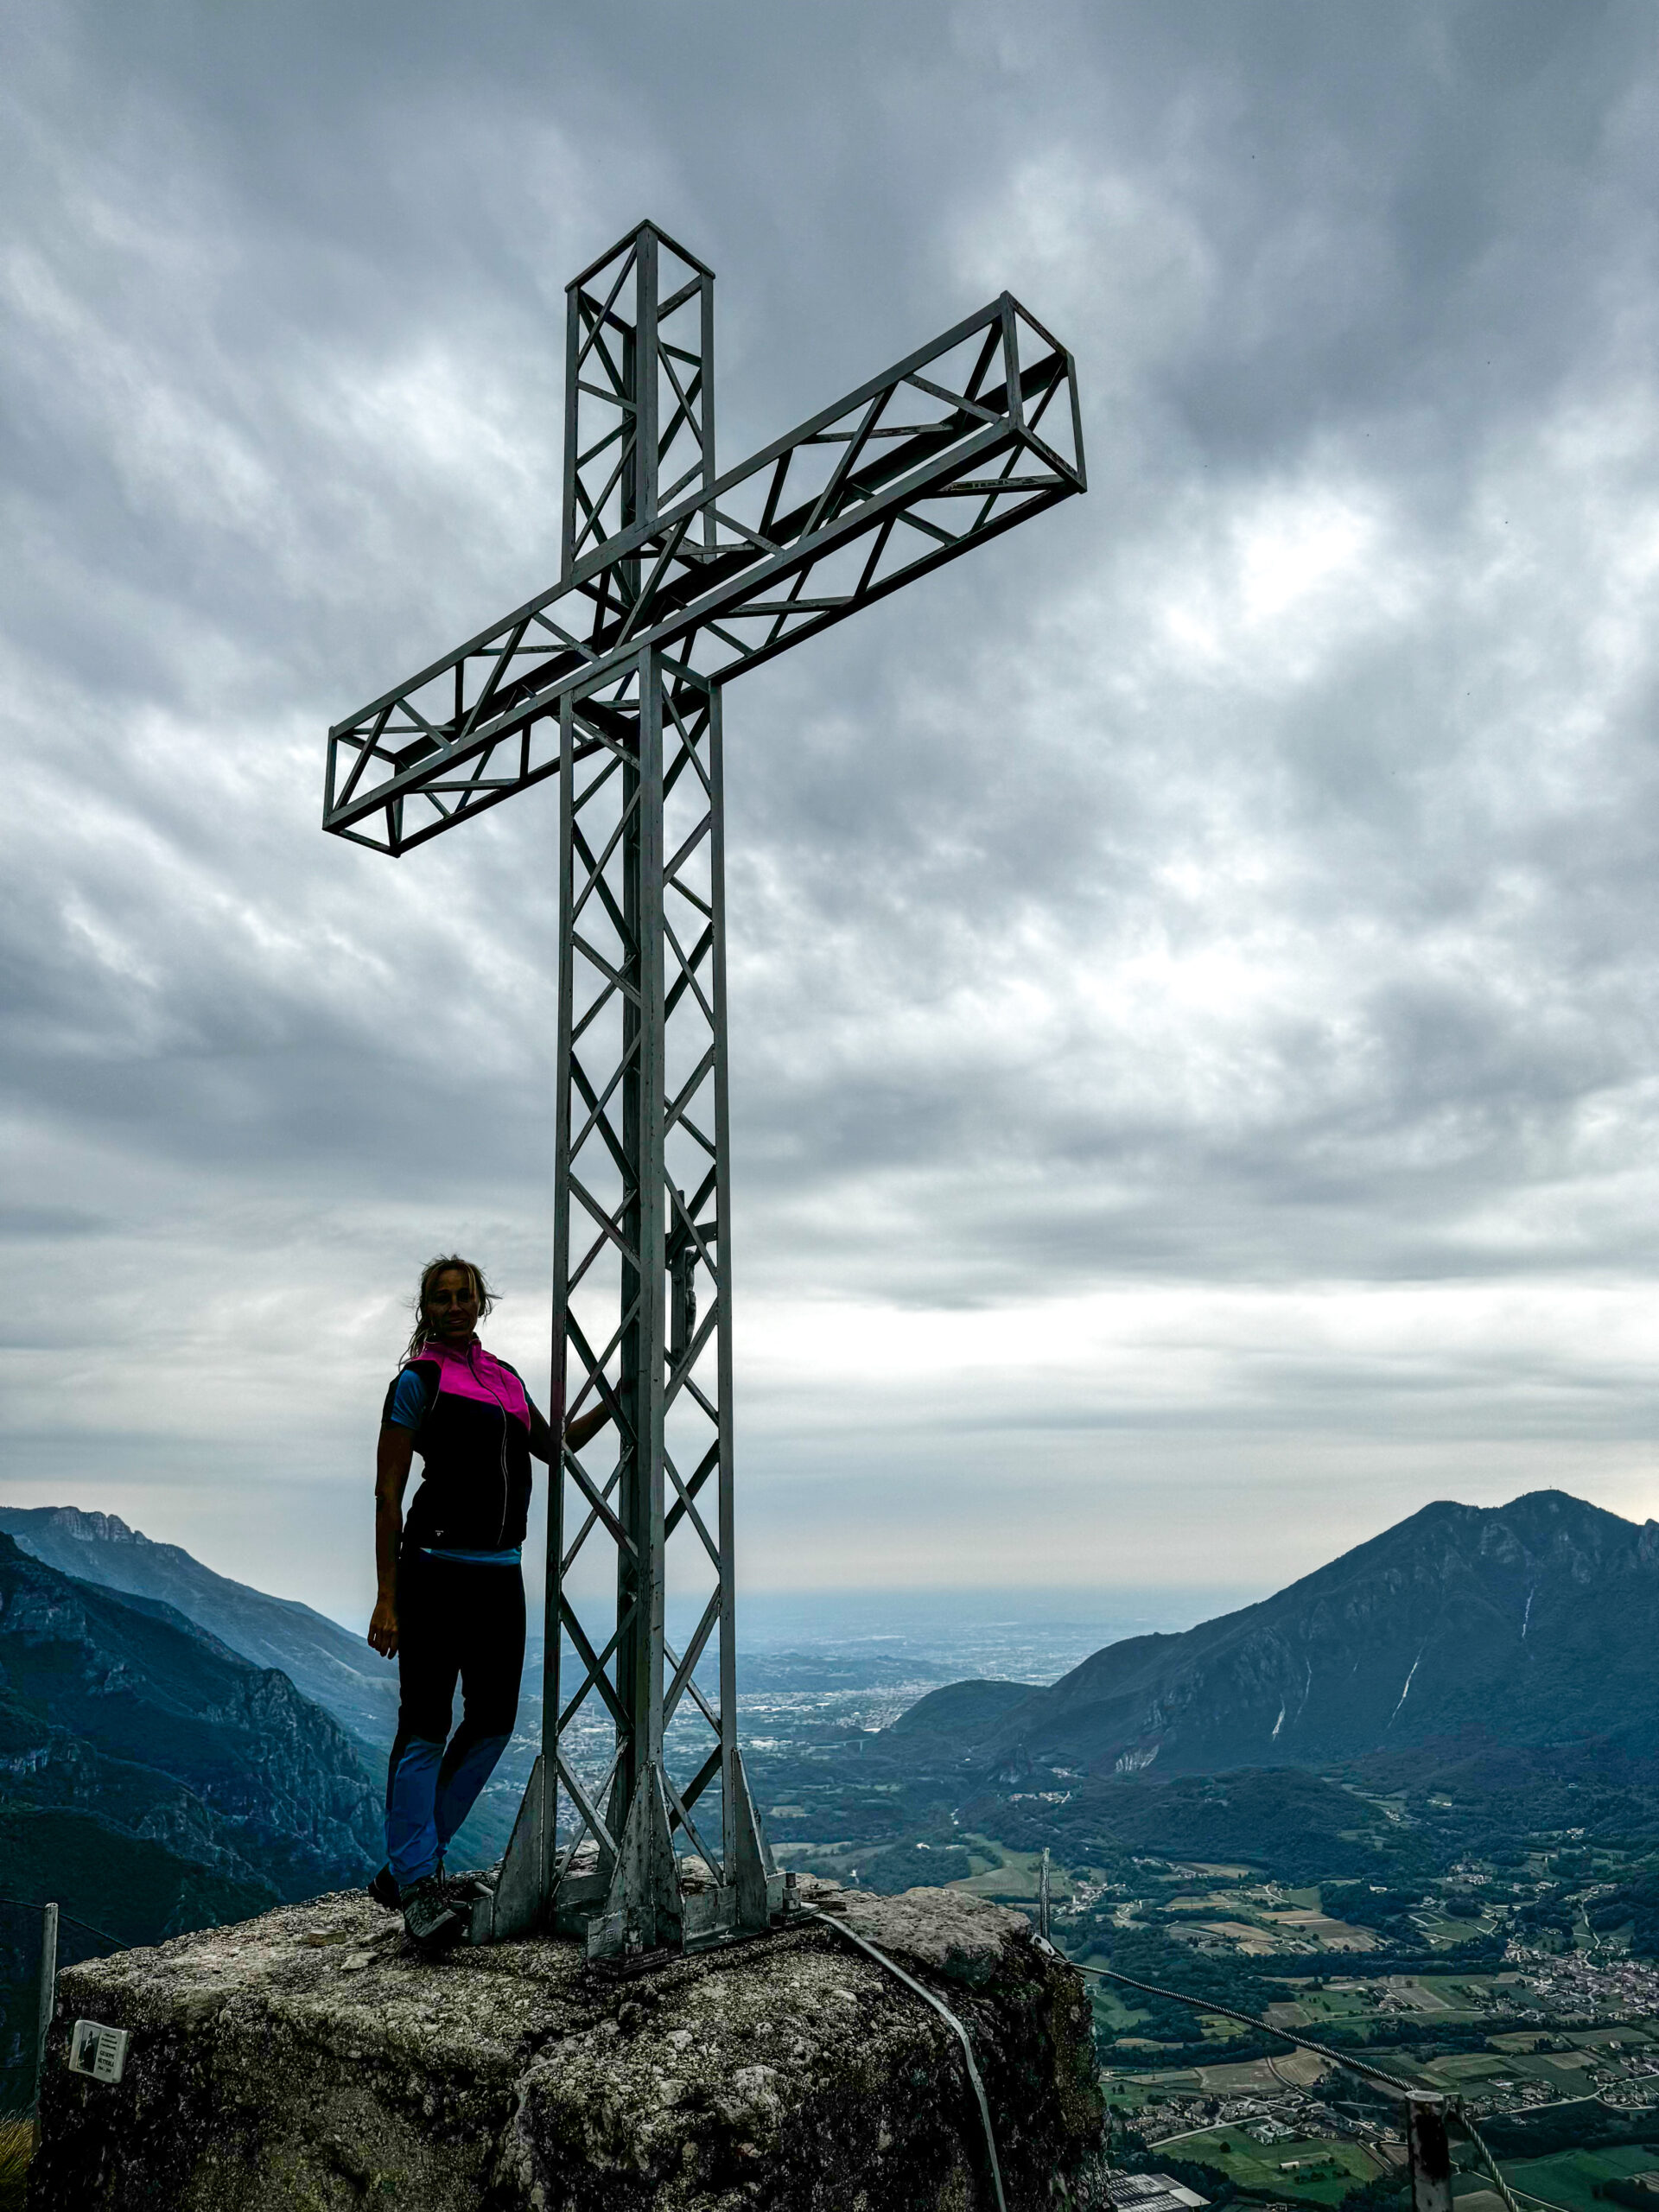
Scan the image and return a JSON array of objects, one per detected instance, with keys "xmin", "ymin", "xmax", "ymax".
[{"xmin": 31, "ymin": 1878, "xmax": 1102, "ymax": 2211}]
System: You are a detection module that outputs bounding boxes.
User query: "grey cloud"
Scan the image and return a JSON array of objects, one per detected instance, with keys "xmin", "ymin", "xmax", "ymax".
[{"xmin": 3, "ymin": 0, "xmax": 1659, "ymax": 1602}]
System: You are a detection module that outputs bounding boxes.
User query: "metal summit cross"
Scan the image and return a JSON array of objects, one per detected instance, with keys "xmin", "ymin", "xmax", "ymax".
[{"xmin": 322, "ymin": 221, "xmax": 1084, "ymax": 1956}]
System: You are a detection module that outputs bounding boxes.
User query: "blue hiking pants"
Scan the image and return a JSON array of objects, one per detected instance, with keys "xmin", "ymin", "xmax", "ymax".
[{"xmin": 385, "ymin": 1548, "xmax": 524, "ymax": 1888}]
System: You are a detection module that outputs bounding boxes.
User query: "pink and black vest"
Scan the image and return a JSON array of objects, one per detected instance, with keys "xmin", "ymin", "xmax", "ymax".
[{"xmin": 385, "ymin": 1340, "xmax": 535, "ymax": 1554}]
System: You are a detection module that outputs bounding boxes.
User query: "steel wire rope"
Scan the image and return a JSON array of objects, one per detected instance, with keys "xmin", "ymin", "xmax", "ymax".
[
  {"xmin": 0, "ymin": 1898, "xmax": 121, "ymax": 1952},
  {"xmin": 1058, "ymin": 1952, "xmax": 1421, "ymax": 2096},
  {"xmin": 800, "ymin": 1904, "xmax": 1008, "ymax": 2212},
  {"xmin": 1052, "ymin": 1942, "xmax": 1530, "ymax": 2212},
  {"xmin": 1454, "ymin": 2109, "xmax": 1526, "ymax": 2212}
]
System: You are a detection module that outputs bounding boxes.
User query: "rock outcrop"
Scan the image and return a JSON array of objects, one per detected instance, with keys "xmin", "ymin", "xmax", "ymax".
[{"xmin": 31, "ymin": 1879, "xmax": 1102, "ymax": 2210}]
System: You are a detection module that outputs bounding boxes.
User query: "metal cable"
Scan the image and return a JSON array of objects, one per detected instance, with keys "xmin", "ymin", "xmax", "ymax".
[
  {"xmin": 1064, "ymin": 1953, "xmax": 1422, "ymax": 2097},
  {"xmin": 1058, "ymin": 1940, "xmax": 1544, "ymax": 2208},
  {"xmin": 0, "ymin": 1896, "xmax": 121, "ymax": 1951},
  {"xmin": 1455, "ymin": 2109, "xmax": 1526, "ymax": 2212},
  {"xmin": 801, "ymin": 1904, "xmax": 1008, "ymax": 2212}
]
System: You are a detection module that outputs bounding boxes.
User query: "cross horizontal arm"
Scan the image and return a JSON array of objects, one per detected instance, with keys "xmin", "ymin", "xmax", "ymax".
[{"xmin": 322, "ymin": 292, "xmax": 1084, "ymax": 855}]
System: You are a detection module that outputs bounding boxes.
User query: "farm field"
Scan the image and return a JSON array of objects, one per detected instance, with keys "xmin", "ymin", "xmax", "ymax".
[
  {"xmin": 1193, "ymin": 2050, "xmax": 1333, "ymax": 2094},
  {"xmin": 944, "ymin": 1840, "xmax": 1049, "ymax": 1901},
  {"xmin": 1260, "ymin": 1909, "xmax": 1377, "ymax": 1949},
  {"xmin": 1332, "ymin": 2045, "xmax": 1440, "ymax": 2088},
  {"xmin": 1272, "ymin": 1984, "xmax": 1379, "ymax": 2024},
  {"xmin": 1500, "ymin": 2050, "xmax": 1606, "ymax": 2095},
  {"xmin": 1160, "ymin": 2127, "xmax": 1386, "ymax": 2206},
  {"xmin": 1088, "ymin": 1980, "xmax": 1150, "ymax": 2035},
  {"xmin": 1165, "ymin": 1892, "xmax": 1266, "ymax": 1916},
  {"xmin": 1496, "ymin": 2143, "xmax": 1659, "ymax": 2212},
  {"xmin": 1193, "ymin": 1919, "xmax": 1279, "ymax": 1953},
  {"xmin": 1411, "ymin": 1975, "xmax": 1503, "ymax": 2014},
  {"xmin": 1412, "ymin": 1911, "xmax": 1502, "ymax": 1942},
  {"xmin": 1421, "ymin": 2052, "xmax": 1517, "ymax": 2085}
]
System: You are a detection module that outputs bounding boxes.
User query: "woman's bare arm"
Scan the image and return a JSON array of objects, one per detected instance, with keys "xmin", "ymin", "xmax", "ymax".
[
  {"xmin": 368, "ymin": 1424, "xmax": 415, "ymax": 1656},
  {"xmin": 527, "ymin": 1396, "xmax": 615, "ymax": 1464}
]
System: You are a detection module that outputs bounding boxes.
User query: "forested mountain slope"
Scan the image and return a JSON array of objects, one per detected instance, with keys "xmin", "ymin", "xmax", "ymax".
[
  {"xmin": 0, "ymin": 1510, "xmax": 521, "ymax": 1868},
  {"xmin": 0, "ymin": 1535, "xmax": 379, "ymax": 1930}
]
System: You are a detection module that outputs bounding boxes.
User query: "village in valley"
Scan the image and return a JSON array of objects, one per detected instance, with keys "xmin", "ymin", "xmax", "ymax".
[{"xmin": 1044, "ymin": 1852, "xmax": 1659, "ymax": 2206}]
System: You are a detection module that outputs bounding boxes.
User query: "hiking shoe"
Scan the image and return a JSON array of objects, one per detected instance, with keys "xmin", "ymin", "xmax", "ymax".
[
  {"xmin": 367, "ymin": 1864, "xmax": 401, "ymax": 1911},
  {"xmin": 402, "ymin": 1873, "xmax": 463, "ymax": 1955}
]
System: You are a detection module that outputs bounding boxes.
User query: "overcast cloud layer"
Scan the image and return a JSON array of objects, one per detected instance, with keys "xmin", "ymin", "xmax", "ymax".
[{"xmin": 3, "ymin": 0, "xmax": 1657, "ymax": 1625}]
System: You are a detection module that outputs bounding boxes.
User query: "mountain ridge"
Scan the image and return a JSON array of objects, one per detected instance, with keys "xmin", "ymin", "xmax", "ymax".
[
  {"xmin": 0, "ymin": 1534, "xmax": 381, "ymax": 1914},
  {"xmin": 0, "ymin": 1504, "xmax": 526, "ymax": 1864},
  {"xmin": 894, "ymin": 1490, "xmax": 1659, "ymax": 1777},
  {"xmin": 0, "ymin": 1505, "xmax": 398, "ymax": 1751}
]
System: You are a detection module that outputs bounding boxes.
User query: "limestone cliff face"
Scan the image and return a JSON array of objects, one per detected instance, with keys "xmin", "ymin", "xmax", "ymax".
[
  {"xmin": 0, "ymin": 1684, "xmax": 251, "ymax": 1879},
  {"xmin": 33, "ymin": 1882, "xmax": 1102, "ymax": 2211},
  {"xmin": 0, "ymin": 1535, "xmax": 379, "ymax": 1904}
]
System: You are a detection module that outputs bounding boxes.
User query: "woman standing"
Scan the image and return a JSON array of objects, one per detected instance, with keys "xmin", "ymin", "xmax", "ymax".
[{"xmin": 367, "ymin": 1255, "xmax": 609, "ymax": 1952}]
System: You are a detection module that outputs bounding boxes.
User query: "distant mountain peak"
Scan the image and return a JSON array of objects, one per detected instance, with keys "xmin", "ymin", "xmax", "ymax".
[
  {"xmin": 893, "ymin": 1489, "xmax": 1659, "ymax": 1781},
  {"xmin": 20, "ymin": 1504, "xmax": 152, "ymax": 1546}
]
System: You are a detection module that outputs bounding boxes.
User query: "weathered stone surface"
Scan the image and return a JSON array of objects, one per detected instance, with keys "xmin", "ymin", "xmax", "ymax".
[
  {"xmin": 31, "ymin": 1878, "xmax": 1101, "ymax": 2210},
  {"xmin": 828, "ymin": 1886, "xmax": 1027, "ymax": 1989}
]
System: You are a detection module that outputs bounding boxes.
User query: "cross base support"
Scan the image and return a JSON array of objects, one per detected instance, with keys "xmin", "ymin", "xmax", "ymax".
[
  {"xmin": 466, "ymin": 1749, "xmax": 786, "ymax": 1958},
  {"xmin": 577, "ymin": 1867, "xmax": 792, "ymax": 1962}
]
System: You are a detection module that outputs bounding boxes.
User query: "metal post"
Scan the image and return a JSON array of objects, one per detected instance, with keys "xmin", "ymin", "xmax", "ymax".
[
  {"xmin": 34, "ymin": 1902, "xmax": 57, "ymax": 2112},
  {"xmin": 604, "ymin": 641, "xmax": 672, "ymax": 1936},
  {"xmin": 711, "ymin": 685, "xmax": 740, "ymax": 1884},
  {"xmin": 536, "ymin": 692, "xmax": 582, "ymax": 1910},
  {"xmin": 1406, "ymin": 2094, "xmax": 1453, "ymax": 2212}
]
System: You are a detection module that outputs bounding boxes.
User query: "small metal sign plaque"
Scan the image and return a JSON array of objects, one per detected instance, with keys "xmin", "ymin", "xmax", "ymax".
[{"xmin": 67, "ymin": 2018, "xmax": 129, "ymax": 2083}]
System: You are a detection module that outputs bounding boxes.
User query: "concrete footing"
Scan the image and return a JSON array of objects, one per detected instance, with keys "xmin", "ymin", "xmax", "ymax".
[{"xmin": 32, "ymin": 1878, "xmax": 1103, "ymax": 2210}]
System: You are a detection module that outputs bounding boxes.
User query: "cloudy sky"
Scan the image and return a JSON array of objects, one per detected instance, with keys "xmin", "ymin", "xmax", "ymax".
[{"xmin": 3, "ymin": 0, "xmax": 1657, "ymax": 1630}]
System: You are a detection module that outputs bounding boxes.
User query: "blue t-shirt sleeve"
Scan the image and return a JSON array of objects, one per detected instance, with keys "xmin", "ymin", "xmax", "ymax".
[{"xmin": 384, "ymin": 1366, "xmax": 431, "ymax": 1431}]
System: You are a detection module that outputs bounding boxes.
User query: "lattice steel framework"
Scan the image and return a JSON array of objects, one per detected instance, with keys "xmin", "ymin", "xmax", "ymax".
[{"xmin": 323, "ymin": 221, "xmax": 1084, "ymax": 1955}]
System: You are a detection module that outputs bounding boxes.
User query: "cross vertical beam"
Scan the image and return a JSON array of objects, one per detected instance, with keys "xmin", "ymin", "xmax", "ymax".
[
  {"xmin": 617, "ymin": 647, "xmax": 667, "ymax": 1836},
  {"xmin": 563, "ymin": 220, "xmax": 715, "ymax": 585},
  {"xmin": 532, "ymin": 228, "xmax": 766, "ymax": 1953},
  {"xmin": 537, "ymin": 638, "xmax": 763, "ymax": 1954}
]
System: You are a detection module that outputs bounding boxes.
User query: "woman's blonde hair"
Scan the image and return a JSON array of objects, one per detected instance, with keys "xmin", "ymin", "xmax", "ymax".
[{"xmin": 404, "ymin": 1253, "xmax": 497, "ymax": 1361}]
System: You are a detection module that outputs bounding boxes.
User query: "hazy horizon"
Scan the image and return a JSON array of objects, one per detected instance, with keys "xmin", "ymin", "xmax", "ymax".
[{"xmin": 11, "ymin": 1486, "xmax": 1638, "ymax": 1659}]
